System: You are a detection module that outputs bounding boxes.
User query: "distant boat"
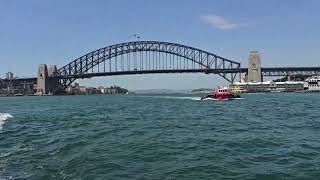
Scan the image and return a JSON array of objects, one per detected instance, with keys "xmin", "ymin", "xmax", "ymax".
[{"xmin": 201, "ymin": 87, "xmax": 241, "ymax": 101}]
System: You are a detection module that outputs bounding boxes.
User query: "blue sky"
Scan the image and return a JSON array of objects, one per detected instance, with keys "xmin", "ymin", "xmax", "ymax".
[{"xmin": 1, "ymin": 0, "xmax": 319, "ymax": 89}]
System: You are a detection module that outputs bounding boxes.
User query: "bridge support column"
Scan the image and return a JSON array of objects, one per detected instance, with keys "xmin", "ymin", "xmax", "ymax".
[
  {"xmin": 37, "ymin": 64, "xmax": 48, "ymax": 95},
  {"xmin": 37, "ymin": 64, "xmax": 59, "ymax": 95},
  {"xmin": 47, "ymin": 65, "xmax": 59, "ymax": 94},
  {"xmin": 248, "ymin": 51, "xmax": 262, "ymax": 82}
]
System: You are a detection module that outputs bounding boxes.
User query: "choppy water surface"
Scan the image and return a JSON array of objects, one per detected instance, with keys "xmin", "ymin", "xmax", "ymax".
[{"xmin": 1, "ymin": 93, "xmax": 320, "ymax": 179}]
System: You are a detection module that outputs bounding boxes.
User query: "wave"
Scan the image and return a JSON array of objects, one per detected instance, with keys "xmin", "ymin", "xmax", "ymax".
[
  {"xmin": 201, "ymin": 97, "xmax": 245, "ymax": 101},
  {"xmin": 144, "ymin": 95, "xmax": 245, "ymax": 101},
  {"xmin": 0, "ymin": 113, "xmax": 13, "ymax": 130},
  {"xmin": 157, "ymin": 96, "xmax": 202, "ymax": 101},
  {"xmin": 172, "ymin": 96, "xmax": 202, "ymax": 101}
]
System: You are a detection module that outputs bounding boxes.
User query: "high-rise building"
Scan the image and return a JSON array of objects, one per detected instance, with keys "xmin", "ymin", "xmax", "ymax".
[
  {"xmin": 5, "ymin": 72, "xmax": 13, "ymax": 80},
  {"xmin": 247, "ymin": 51, "xmax": 262, "ymax": 82}
]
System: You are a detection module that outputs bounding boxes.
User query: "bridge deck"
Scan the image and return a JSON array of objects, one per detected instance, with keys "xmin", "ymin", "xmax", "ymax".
[{"xmin": 5, "ymin": 66, "xmax": 320, "ymax": 82}]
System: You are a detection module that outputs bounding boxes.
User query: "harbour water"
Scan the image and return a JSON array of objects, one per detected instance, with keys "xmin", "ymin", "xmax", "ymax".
[{"xmin": 0, "ymin": 93, "xmax": 320, "ymax": 179}]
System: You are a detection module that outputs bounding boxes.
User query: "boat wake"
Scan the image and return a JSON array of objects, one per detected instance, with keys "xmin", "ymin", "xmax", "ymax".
[
  {"xmin": 144, "ymin": 95, "xmax": 244, "ymax": 101},
  {"xmin": 0, "ymin": 113, "xmax": 13, "ymax": 130},
  {"xmin": 201, "ymin": 97, "xmax": 245, "ymax": 101},
  {"xmin": 232, "ymin": 98, "xmax": 245, "ymax": 100},
  {"xmin": 146, "ymin": 96, "xmax": 202, "ymax": 101},
  {"xmin": 172, "ymin": 96, "xmax": 202, "ymax": 101},
  {"xmin": 201, "ymin": 98, "xmax": 225, "ymax": 101}
]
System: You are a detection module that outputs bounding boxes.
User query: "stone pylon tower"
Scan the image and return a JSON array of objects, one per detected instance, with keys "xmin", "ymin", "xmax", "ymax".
[
  {"xmin": 47, "ymin": 65, "xmax": 58, "ymax": 94},
  {"xmin": 37, "ymin": 64, "xmax": 48, "ymax": 94},
  {"xmin": 248, "ymin": 51, "xmax": 262, "ymax": 82},
  {"xmin": 37, "ymin": 64, "xmax": 58, "ymax": 95}
]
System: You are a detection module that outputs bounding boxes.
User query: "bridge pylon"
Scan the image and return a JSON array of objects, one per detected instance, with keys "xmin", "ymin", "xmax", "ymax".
[
  {"xmin": 247, "ymin": 51, "xmax": 262, "ymax": 82},
  {"xmin": 36, "ymin": 64, "xmax": 59, "ymax": 95}
]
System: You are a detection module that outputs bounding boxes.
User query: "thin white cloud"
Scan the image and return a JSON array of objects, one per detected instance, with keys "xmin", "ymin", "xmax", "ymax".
[{"xmin": 201, "ymin": 15, "xmax": 238, "ymax": 30}]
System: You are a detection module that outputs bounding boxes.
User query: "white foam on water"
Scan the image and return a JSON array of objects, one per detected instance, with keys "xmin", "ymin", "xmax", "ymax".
[
  {"xmin": 143, "ymin": 95, "xmax": 202, "ymax": 101},
  {"xmin": 201, "ymin": 97, "xmax": 245, "ymax": 101},
  {"xmin": 167, "ymin": 96, "xmax": 245, "ymax": 101},
  {"xmin": 143, "ymin": 95, "xmax": 245, "ymax": 101},
  {"xmin": 173, "ymin": 96, "xmax": 202, "ymax": 101},
  {"xmin": 233, "ymin": 98, "xmax": 245, "ymax": 100},
  {"xmin": 200, "ymin": 97, "xmax": 213, "ymax": 100},
  {"xmin": 0, "ymin": 113, "xmax": 13, "ymax": 130}
]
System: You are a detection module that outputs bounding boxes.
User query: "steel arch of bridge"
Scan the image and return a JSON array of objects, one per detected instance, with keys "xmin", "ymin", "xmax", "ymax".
[{"xmin": 55, "ymin": 41, "xmax": 241, "ymax": 91}]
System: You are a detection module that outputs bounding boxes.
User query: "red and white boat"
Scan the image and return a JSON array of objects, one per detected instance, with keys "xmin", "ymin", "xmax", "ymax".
[{"xmin": 201, "ymin": 87, "xmax": 241, "ymax": 101}]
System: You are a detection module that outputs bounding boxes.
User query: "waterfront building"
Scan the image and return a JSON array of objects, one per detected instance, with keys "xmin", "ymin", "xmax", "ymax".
[
  {"xmin": 305, "ymin": 76, "xmax": 320, "ymax": 92},
  {"xmin": 78, "ymin": 86, "xmax": 87, "ymax": 94},
  {"xmin": 65, "ymin": 83, "xmax": 128, "ymax": 95},
  {"xmin": 98, "ymin": 86, "xmax": 105, "ymax": 94},
  {"xmin": 0, "ymin": 80, "xmax": 36, "ymax": 96},
  {"xmin": 232, "ymin": 81, "xmax": 304, "ymax": 93},
  {"xmin": 84, "ymin": 87, "xmax": 99, "ymax": 94}
]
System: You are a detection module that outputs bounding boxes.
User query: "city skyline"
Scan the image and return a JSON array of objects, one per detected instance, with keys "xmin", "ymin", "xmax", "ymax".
[{"xmin": 1, "ymin": 0, "xmax": 320, "ymax": 89}]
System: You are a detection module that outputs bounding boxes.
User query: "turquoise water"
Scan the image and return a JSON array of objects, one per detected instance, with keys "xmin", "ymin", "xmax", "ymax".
[{"xmin": 0, "ymin": 94, "xmax": 320, "ymax": 179}]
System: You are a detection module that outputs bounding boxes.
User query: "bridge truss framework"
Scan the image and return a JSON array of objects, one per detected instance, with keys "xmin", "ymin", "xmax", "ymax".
[{"xmin": 55, "ymin": 41, "xmax": 241, "ymax": 92}]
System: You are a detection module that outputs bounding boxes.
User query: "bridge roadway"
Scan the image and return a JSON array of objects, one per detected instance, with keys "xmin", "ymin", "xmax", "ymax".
[{"xmin": 7, "ymin": 66, "xmax": 320, "ymax": 82}]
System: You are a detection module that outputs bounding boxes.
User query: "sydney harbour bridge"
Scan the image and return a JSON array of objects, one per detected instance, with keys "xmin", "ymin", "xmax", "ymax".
[{"xmin": 1, "ymin": 41, "xmax": 320, "ymax": 95}]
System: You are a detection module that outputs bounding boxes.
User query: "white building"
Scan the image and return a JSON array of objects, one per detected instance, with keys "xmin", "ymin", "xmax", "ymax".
[
  {"xmin": 232, "ymin": 81, "xmax": 304, "ymax": 93},
  {"xmin": 305, "ymin": 76, "xmax": 320, "ymax": 92}
]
